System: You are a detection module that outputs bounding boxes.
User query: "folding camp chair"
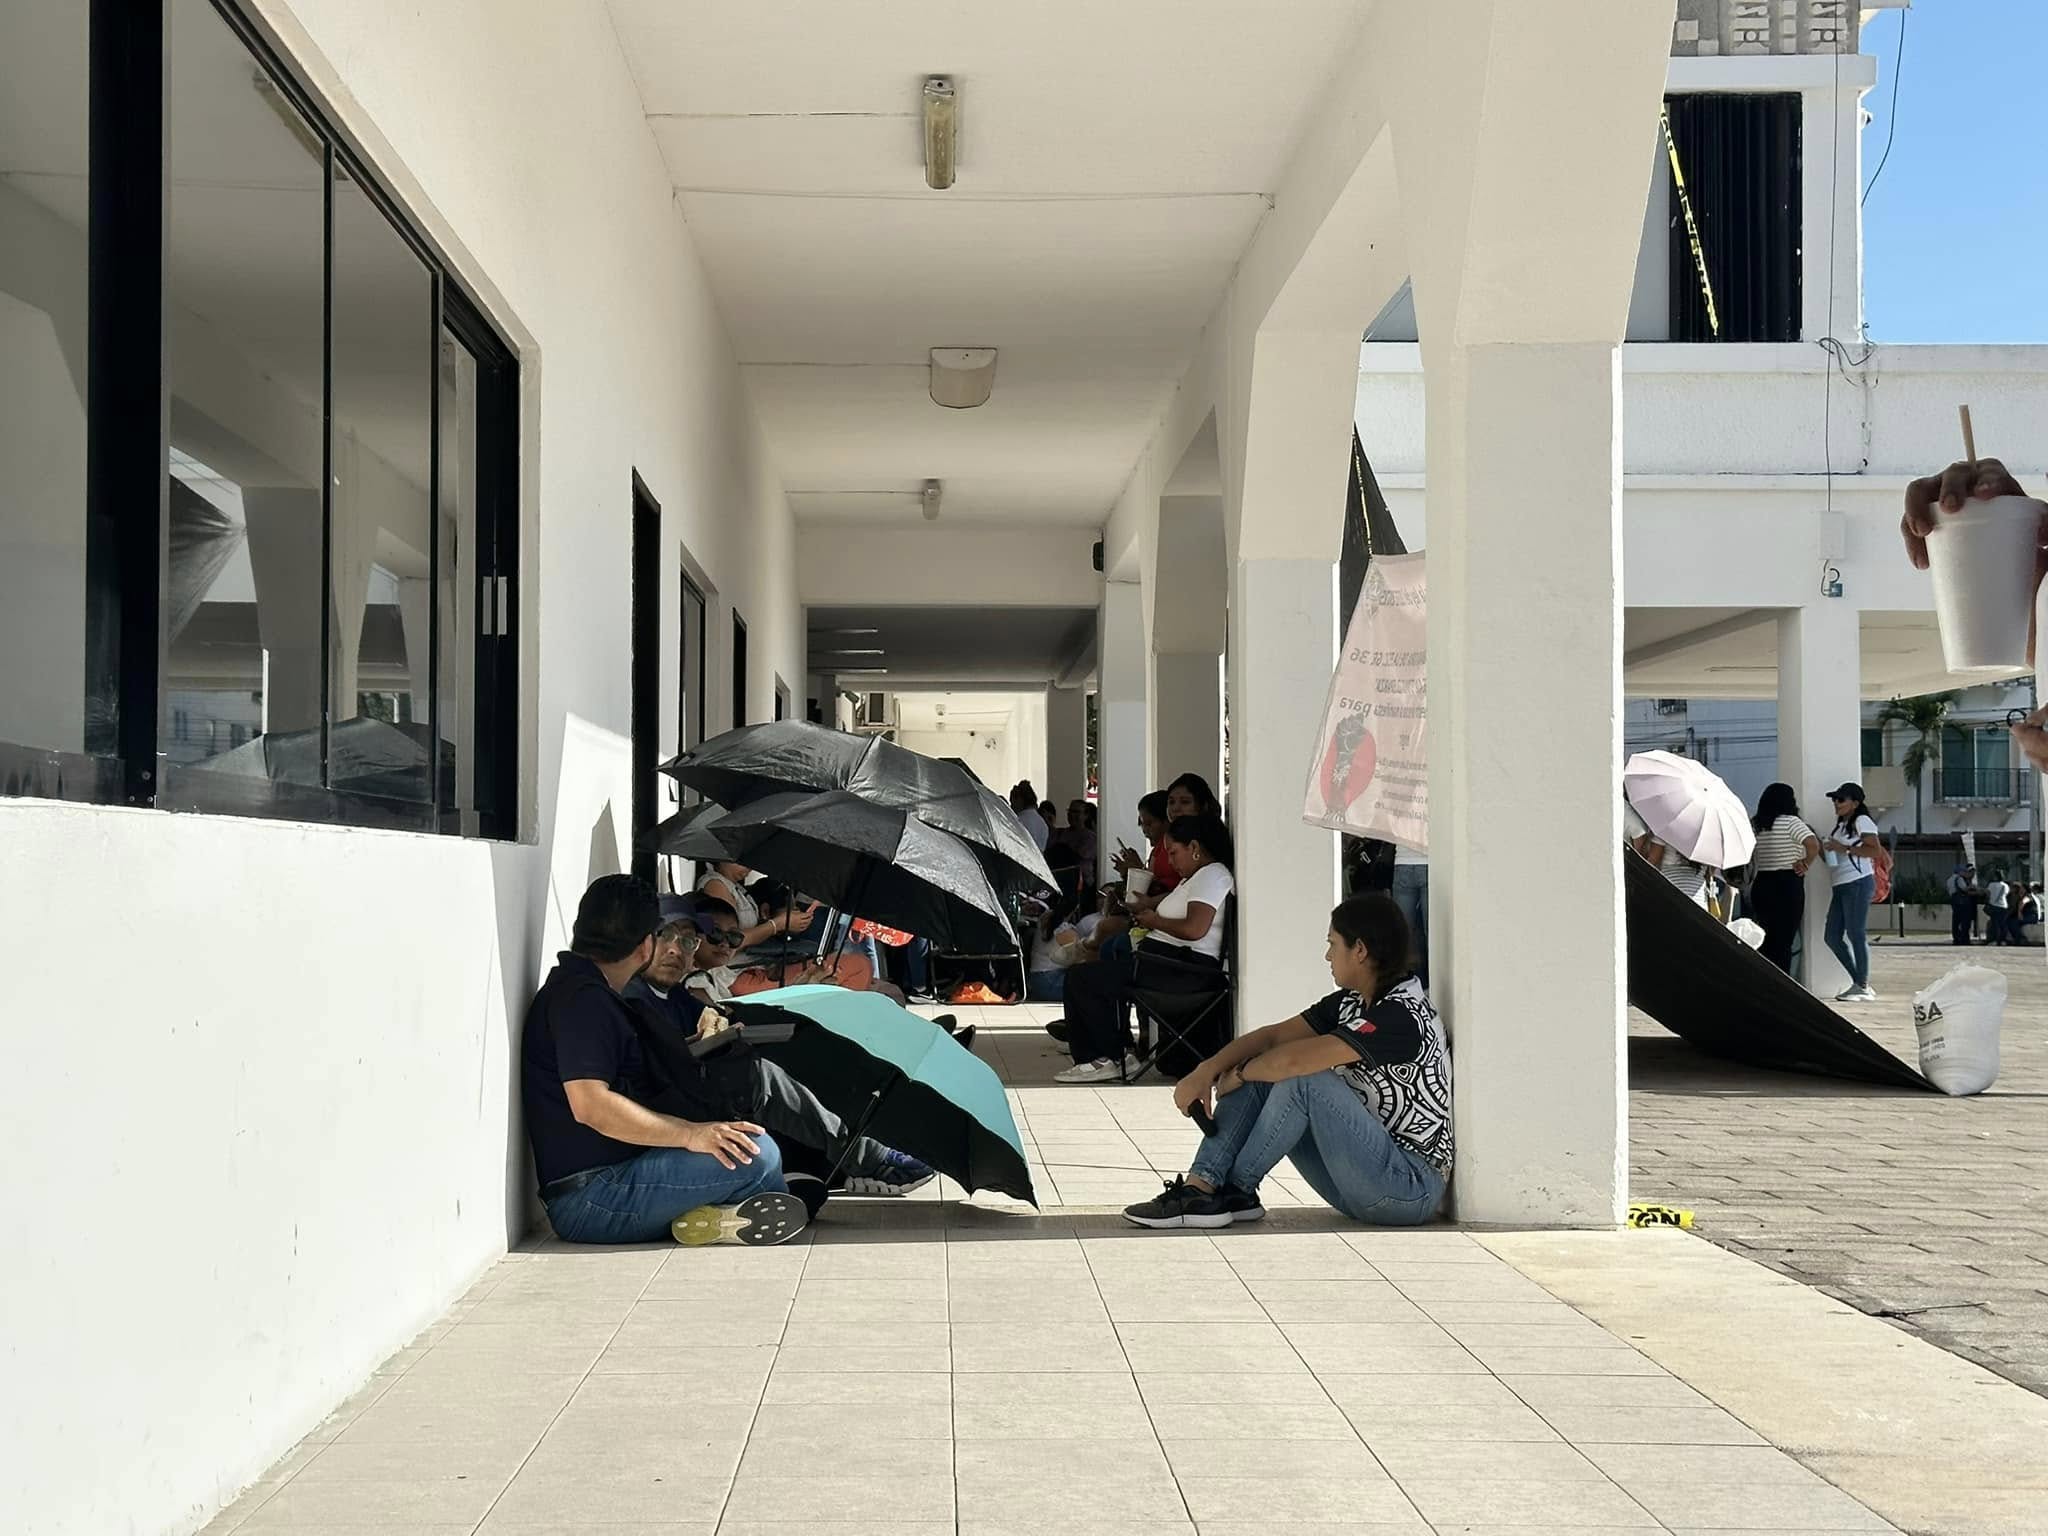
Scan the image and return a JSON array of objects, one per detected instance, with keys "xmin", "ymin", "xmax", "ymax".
[{"xmin": 1122, "ymin": 897, "xmax": 1236, "ymax": 1084}]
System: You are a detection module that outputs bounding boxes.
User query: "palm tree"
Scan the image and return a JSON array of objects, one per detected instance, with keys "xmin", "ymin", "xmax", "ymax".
[{"xmin": 1875, "ymin": 692, "xmax": 1960, "ymax": 835}]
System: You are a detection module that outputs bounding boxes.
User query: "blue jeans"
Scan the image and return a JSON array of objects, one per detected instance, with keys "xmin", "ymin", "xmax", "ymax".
[
  {"xmin": 544, "ymin": 1139, "xmax": 787, "ymax": 1245},
  {"xmin": 1825, "ymin": 874, "xmax": 1874, "ymax": 988},
  {"xmin": 1390, "ymin": 865, "xmax": 1429, "ymax": 987},
  {"xmin": 1191, "ymin": 1073, "xmax": 1445, "ymax": 1225}
]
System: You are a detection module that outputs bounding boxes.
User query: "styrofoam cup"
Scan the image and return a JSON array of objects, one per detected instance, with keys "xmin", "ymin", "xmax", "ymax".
[
  {"xmin": 1925, "ymin": 495, "xmax": 2047, "ymax": 671},
  {"xmin": 1125, "ymin": 870, "xmax": 1153, "ymax": 898}
]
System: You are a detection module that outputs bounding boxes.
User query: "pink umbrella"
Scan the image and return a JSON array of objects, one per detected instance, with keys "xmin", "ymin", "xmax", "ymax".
[{"xmin": 1624, "ymin": 751, "xmax": 1756, "ymax": 869}]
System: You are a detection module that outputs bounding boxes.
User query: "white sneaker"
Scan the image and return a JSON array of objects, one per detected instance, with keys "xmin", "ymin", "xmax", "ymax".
[
  {"xmin": 1835, "ymin": 985, "xmax": 1879, "ymax": 1002},
  {"xmin": 1054, "ymin": 1059, "xmax": 1120, "ymax": 1084}
]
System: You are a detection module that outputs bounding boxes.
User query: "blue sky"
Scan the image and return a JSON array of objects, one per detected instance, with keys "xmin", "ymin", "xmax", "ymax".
[{"xmin": 1859, "ymin": 0, "xmax": 2048, "ymax": 342}]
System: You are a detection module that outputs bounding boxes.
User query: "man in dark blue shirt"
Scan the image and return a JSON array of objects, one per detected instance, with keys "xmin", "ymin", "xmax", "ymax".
[
  {"xmin": 623, "ymin": 896, "xmax": 935, "ymax": 1199},
  {"xmin": 521, "ymin": 876, "xmax": 805, "ymax": 1247}
]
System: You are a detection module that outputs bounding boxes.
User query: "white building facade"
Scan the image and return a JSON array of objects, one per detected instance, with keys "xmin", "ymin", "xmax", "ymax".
[{"xmin": 1356, "ymin": 2, "xmax": 2048, "ymax": 989}]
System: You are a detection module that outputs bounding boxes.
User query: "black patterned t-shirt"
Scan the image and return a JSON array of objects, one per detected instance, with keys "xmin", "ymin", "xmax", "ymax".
[{"xmin": 1302, "ymin": 978, "xmax": 1454, "ymax": 1176}]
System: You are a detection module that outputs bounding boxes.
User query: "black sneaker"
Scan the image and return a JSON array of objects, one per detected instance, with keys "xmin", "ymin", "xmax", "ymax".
[
  {"xmin": 1045, "ymin": 1019, "xmax": 1070, "ymax": 1044},
  {"xmin": 786, "ymin": 1172, "xmax": 830, "ymax": 1221},
  {"xmin": 671, "ymin": 1190, "xmax": 809, "ymax": 1246},
  {"xmin": 1123, "ymin": 1176, "xmax": 1262, "ymax": 1230}
]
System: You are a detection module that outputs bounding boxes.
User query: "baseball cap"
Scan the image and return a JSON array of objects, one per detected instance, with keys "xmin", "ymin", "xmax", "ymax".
[{"xmin": 1827, "ymin": 782, "xmax": 1865, "ymax": 801}]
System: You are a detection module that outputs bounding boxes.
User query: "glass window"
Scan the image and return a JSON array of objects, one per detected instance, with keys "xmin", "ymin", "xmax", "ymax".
[
  {"xmin": 438, "ymin": 328, "xmax": 480, "ymax": 834},
  {"xmin": 1860, "ymin": 727, "xmax": 1884, "ymax": 768},
  {"xmin": 0, "ymin": 1, "xmax": 107, "ymax": 781},
  {"xmin": 159, "ymin": 0, "xmax": 329, "ymax": 815},
  {"xmin": 330, "ymin": 159, "xmax": 436, "ymax": 823},
  {"xmin": 4, "ymin": 0, "xmax": 520, "ymax": 835}
]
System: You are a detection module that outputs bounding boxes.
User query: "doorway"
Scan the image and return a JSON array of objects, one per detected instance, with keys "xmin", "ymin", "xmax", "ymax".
[
  {"xmin": 630, "ymin": 473, "xmax": 661, "ymax": 886},
  {"xmin": 732, "ymin": 612, "xmax": 749, "ymax": 728}
]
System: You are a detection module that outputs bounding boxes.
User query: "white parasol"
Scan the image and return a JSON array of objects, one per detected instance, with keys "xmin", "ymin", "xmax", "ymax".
[{"xmin": 1623, "ymin": 750, "xmax": 1756, "ymax": 870}]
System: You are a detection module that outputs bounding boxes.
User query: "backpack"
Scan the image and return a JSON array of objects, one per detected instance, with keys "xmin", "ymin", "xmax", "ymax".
[{"xmin": 1872, "ymin": 841, "xmax": 1894, "ymax": 904}]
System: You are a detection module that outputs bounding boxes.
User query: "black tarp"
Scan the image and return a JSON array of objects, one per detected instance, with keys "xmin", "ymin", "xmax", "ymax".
[{"xmin": 1625, "ymin": 849, "xmax": 1936, "ymax": 1090}]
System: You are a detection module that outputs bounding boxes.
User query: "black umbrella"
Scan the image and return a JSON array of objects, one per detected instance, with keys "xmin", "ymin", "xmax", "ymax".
[
  {"xmin": 662, "ymin": 721, "xmax": 1053, "ymax": 897},
  {"xmin": 201, "ymin": 716, "xmax": 454, "ymax": 806},
  {"xmin": 938, "ymin": 755, "xmax": 984, "ymax": 786},
  {"xmin": 653, "ymin": 790, "xmax": 1016, "ymax": 953}
]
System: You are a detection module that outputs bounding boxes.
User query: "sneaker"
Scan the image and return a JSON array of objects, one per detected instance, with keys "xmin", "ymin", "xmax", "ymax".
[
  {"xmin": 671, "ymin": 1190, "xmax": 809, "ymax": 1247},
  {"xmin": 1845, "ymin": 985, "xmax": 1879, "ymax": 1002},
  {"xmin": 950, "ymin": 1023, "xmax": 979, "ymax": 1053},
  {"xmin": 841, "ymin": 1148, "xmax": 938, "ymax": 1197},
  {"xmin": 1054, "ymin": 1058, "xmax": 1121, "ymax": 1083},
  {"xmin": 785, "ymin": 1172, "xmax": 830, "ymax": 1221},
  {"xmin": 1122, "ymin": 1176, "xmax": 1262, "ymax": 1230},
  {"xmin": 1045, "ymin": 1019, "xmax": 1070, "ymax": 1043}
]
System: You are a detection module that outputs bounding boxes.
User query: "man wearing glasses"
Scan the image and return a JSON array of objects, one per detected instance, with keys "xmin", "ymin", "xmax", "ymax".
[{"xmin": 628, "ymin": 894, "xmax": 936, "ymax": 1199}]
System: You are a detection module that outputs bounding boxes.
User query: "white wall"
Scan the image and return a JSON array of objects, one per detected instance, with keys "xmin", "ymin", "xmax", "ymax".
[{"xmin": 2, "ymin": 2, "xmax": 803, "ymax": 1532}]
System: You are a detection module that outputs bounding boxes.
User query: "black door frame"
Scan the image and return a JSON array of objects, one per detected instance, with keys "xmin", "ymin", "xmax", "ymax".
[{"xmin": 630, "ymin": 473, "xmax": 661, "ymax": 885}]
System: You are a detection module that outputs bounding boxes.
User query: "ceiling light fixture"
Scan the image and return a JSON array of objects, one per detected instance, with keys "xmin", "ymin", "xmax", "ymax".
[
  {"xmin": 922, "ymin": 75, "xmax": 957, "ymax": 190},
  {"xmin": 929, "ymin": 347, "xmax": 997, "ymax": 409},
  {"xmin": 921, "ymin": 479, "xmax": 943, "ymax": 521}
]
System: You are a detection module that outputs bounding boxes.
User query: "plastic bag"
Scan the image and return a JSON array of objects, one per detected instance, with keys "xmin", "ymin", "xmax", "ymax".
[
  {"xmin": 1727, "ymin": 918, "xmax": 1766, "ymax": 951},
  {"xmin": 1912, "ymin": 963, "xmax": 2004, "ymax": 1096}
]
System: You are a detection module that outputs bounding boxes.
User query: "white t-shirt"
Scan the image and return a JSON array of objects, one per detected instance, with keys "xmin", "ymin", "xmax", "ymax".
[
  {"xmin": 697, "ymin": 872, "xmax": 761, "ymax": 930},
  {"xmin": 1624, "ymin": 804, "xmax": 1706, "ymax": 904},
  {"xmin": 1987, "ymin": 879, "xmax": 2010, "ymax": 911},
  {"xmin": 1148, "ymin": 861, "xmax": 1235, "ymax": 960},
  {"xmin": 1828, "ymin": 814, "xmax": 1880, "ymax": 887},
  {"xmin": 1016, "ymin": 807, "xmax": 1050, "ymax": 851}
]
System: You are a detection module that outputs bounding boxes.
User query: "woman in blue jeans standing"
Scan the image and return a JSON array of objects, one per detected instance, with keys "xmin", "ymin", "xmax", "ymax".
[
  {"xmin": 1124, "ymin": 894, "xmax": 1451, "ymax": 1229},
  {"xmin": 1821, "ymin": 782, "xmax": 1883, "ymax": 1004}
]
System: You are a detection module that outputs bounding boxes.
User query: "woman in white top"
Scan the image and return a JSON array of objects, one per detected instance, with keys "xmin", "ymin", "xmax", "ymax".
[
  {"xmin": 1745, "ymin": 782, "xmax": 1821, "ymax": 975},
  {"xmin": 696, "ymin": 861, "xmax": 815, "ymax": 961},
  {"xmin": 1623, "ymin": 799, "xmax": 1708, "ymax": 906},
  {"xmin": 1821, "ymin": 782, "xmax": 1883, "ymax": 1002},
  {"xmin": 1055, "ymin": 815, "xmax": 1235, "ymax": 1082}
]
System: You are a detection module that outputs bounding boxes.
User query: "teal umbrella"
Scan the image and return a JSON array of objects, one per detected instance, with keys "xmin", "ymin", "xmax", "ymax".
[{"xmin": 727, "ymin": 985, "xmax": 1034, "ymax": 1206}]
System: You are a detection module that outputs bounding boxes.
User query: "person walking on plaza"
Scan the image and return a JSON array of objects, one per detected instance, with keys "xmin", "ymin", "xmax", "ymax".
[
  {"xmin": 1123, "ymin": 894, "xmax": 1449, "ymax": 1229},
  {"xmin": 1746, "ymin": 783, "xmax": 1820, "ymax": 975},
  {"xmin": 1985, "ymin": 869, "xmax": 2014, "ymax": 945},
  {"xmin": 1821, "ymin": 783, "xmax": 1883, "ymax": 1003},
  {"xmin": 521, "ymin": 876, "xmax": 807, "ymax": 1247},
  {"xmin": 1947, "ymin": 864, "xmax": 1981, "ymax": 946}
]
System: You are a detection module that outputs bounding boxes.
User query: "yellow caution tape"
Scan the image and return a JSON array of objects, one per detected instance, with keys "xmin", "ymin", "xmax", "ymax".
[
  {"xmin": 1627, "ymin": 1203, "xmax": 1694, "ymax": 1229},
  {"xmin": 1660, "ymin": 103, "xmax": 1720, "ymax": 339}
]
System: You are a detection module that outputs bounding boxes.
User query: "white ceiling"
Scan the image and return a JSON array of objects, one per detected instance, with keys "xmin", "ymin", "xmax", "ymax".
[
  {"xmin": 1624, "ymin": 608, "xmax": 1998, "ymax": 702},
  {"xmin": 605, "ymin": 0, "xmax": 1370, "ymax": 527}
]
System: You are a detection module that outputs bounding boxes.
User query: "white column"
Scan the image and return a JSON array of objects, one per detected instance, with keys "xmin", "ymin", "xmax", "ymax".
[
  {"xmin": 1228, "ymin": 557, "xmax": 1341, "ymax": 1030},
  {"xmin": 1046, "ymin": 685, "xmax": 1088, "ymax": 808},
  {"xmin": 1428, "ymin": 342, "xmax": 1626, "ymax": 1227},
  {"xmin": 1151, "ymin": 651, "xmax": 1222, "ymax": 793},
  {"xmin": 1778, "ymin": 602, "xmax": 1863, "ymax": 997},
  {"xmin": 1097, "ymin": 581, "xmax": 1149, "ymax": 885}
]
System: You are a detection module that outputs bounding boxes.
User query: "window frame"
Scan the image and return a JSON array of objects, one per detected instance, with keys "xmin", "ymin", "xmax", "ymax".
[{"xmin": 4, "ymin": 0, "xmax": 521, "ymax": 839}]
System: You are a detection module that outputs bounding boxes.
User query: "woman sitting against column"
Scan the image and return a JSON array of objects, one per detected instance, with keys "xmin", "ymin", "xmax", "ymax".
[
  {"xmin": 1055, "ymin": 814, "xmax": 1234, "ymax": 1083},
  {"xmin": 1124, "ymin": 894, "xmax": 1451, "ymax": 1229},
  {"xmin": 1745, "ymin": 782, "xmax": 1821, "ymax": 975}
]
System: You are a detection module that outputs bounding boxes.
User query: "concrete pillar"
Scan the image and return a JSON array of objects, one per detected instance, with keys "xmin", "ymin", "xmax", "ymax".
[
  {"xmin": 1046, "ymin": 685, "xmax": 1088, "ymax": 808},
  {"xmin": 1778, "ymin": 602, "xmax": 1863, "ymax": 997},
  {"xmin": 1227, "ymin": 557, "xmax": 1341, "ymax": 1029},
  {"xmin": 1152, "ymin": 651, "xmax": 1222, "ymax": 793},
  {"xmin": 1427, "ymin": 342, "xmax": 1627, "ymax": 1227},
  {"xmin": 1097, "ymin": 581, "xmax": 1149, "ymax": 885}
]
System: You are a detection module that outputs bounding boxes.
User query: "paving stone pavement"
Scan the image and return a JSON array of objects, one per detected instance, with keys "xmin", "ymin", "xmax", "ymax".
[{"xmin": 1629, "ymin": 939, "xmax": 2048, "ymax": 1397}]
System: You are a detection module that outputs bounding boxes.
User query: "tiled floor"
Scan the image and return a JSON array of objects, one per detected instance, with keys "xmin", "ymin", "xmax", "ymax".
[
  {"xmin": 201, "ymin": 1006, "xmax": 1907, "ymax": 1536},
  {"xmin": 1628, "ymin": 942, "xmax": 2048, "ymax": 1396}
]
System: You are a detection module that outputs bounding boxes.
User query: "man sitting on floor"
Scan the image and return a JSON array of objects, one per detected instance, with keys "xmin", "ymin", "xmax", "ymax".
[
  {"xmin": 628, "ymin": 896, "xmax": 936, "ymax": 1198},
  {"xmin": 521, "ymin": 875, "xmax": 806, "ymax": 1247}
]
